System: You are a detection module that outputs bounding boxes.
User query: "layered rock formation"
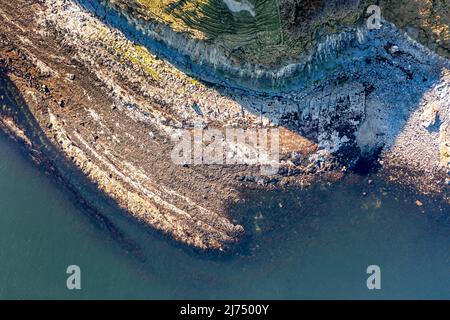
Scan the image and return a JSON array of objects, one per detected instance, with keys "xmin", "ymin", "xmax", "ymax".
[
  {"xmin": 96, "ymin": 0, "xmax": 448, "ymax": 88},
  {"xmin": 0, "ymin": 0, "xmax": 448, "ymax": 252}
]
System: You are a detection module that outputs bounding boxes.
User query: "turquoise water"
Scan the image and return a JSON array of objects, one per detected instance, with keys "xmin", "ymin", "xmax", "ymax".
[{"xmin": 0, "ymin": 132, "xmax": 449, "ymax": 299}]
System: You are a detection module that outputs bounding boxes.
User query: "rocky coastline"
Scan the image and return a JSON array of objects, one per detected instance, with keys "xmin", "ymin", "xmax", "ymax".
[{"xmin": 0, "ymin": 0, "xmax": 449, "ymax": 251}]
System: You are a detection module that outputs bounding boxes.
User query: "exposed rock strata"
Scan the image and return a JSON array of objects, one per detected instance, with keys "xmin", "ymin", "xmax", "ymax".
[
  {"xmin": 0, "ymin": 0, "xmax": 449, "ymax": 251},
  {"xmin": 92, "ymin": 0, "xmax": 449, "ymax": 89}
]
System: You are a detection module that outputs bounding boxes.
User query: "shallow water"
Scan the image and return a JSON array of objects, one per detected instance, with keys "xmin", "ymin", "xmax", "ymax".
[{"xmin": 0, "ymin": 132, "xmax": 449, "ymax": 299}]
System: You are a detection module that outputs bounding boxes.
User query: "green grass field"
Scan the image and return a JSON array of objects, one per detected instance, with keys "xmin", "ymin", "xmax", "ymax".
[{"xmin": 111, "ymin": 0, "xmax": 449, "ymax": 67}]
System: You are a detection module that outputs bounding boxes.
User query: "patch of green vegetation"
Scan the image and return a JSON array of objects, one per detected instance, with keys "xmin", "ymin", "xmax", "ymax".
[
  {"xmin": 171, "ymin": 0, "xmax": 282, "ymax": 46},
  {"xmin": 136, "ymin": 0, "xmax": 283, "ymax": 45},
  {"xmin": 97, "ymin": 27, "xmax": 160, "ymax": 80},
  {"xmin": 187, "ymin": 77, "xmax": 205, "ymax": 87},
  {"xmin": 95, "ymin": 24, "xmax": 211, "ymax": 90}
]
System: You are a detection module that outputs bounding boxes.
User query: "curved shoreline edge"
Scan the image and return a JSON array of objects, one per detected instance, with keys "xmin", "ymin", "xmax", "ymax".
[
  {"xmin": 0, "ymin": 76, "xmax": 246, "ymax": 257},
  {"xmin": 0, "ymin": 0, "xmax": 448, "ymax": 252}
]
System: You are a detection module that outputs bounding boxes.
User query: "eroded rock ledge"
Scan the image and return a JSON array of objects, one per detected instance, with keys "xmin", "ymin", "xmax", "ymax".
[
  {"xmin": 0, "ymin": 0, "xmax": 449, "ymax": 251},
  {"xmin": 80, "ymin": 0, "xmax": 449, "ymax": 90}
]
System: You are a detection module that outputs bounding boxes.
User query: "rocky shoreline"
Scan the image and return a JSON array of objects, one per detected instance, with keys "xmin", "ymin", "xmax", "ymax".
[{"xmin": 0, "ymin": 0, "xmax": 449, "ymax": 251}]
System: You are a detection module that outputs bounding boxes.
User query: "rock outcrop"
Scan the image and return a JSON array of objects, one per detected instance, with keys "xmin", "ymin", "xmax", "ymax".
[{"xmin": 0, "ymin": 0, "xmax": 449, "ymax": 251}]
